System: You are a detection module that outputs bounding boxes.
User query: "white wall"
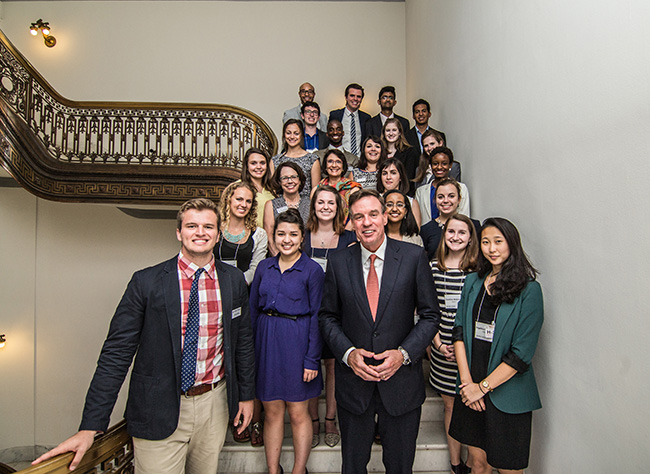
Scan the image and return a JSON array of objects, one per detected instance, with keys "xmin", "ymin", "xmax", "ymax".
[
  {"xmin": 0, "ymin": 0, "xmax": 409, "ymax": 450},
  {"xmin": 0, "ymin": 1, "xmax": 408, "ymax": 141},
  {"xmin": 406, "ymin": 0, "xmax": 650, "ymax": 472}
]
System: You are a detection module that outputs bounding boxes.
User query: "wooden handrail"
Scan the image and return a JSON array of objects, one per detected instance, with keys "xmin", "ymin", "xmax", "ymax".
[
  {"xmin": 0, "ymin": 29, "xmax": 278, "ymax": 204},
  {"xmin": 14, "ymin": 421, "xmax": 133, "ymax": 474}
]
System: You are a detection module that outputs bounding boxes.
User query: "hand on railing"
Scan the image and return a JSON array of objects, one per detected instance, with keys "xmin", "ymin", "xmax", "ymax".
[{"xmin": 32, "ymin": 430, "xmax": 97, "ymax": 471}]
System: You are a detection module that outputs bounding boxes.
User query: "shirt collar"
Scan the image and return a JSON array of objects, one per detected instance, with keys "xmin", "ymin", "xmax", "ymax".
[
  {"xmin": 270, "ymin": 252, "xmax": 307, "ymax": 272},
  {"xmin": 345, "ymin": 107, "xmax": 357, "ymax": 118},
  {"xmin": 360, "ymin": 234, "xmax": 387, "ymax": 263},
  {"xmin": 178, "ymin": 252, "xmax": 216, "ymax": 280}
]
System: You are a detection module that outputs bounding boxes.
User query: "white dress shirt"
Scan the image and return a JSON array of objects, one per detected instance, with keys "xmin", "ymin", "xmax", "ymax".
[{"xmin": 341, "ymin": 108, "xmax": 361, "ymax": 156}]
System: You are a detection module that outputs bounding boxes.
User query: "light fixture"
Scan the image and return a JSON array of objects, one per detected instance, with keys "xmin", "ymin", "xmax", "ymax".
[
  {"xmin": 0, "ymin": 334, "xmax": 5, "ymax": 349},
  {"xmin": 29, "ymin": 19, "xmax": 56, "ymax": 48}
]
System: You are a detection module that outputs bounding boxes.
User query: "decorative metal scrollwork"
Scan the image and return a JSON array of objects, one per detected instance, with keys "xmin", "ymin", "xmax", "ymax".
[{"xmin": 0, "ymin": 29, "xmax": 277, "ymax": 204}]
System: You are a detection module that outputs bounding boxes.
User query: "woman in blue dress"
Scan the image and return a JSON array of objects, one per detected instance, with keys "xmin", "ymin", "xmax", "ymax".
[{"xmin": 250, "ymin": 209, "xmax": 325, "ymax": 474}]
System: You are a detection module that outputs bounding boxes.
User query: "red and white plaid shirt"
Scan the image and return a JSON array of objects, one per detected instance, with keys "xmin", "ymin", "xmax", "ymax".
[{"xmin": 178, "ymin": 252, "xmax": 224, "ymax": 387}]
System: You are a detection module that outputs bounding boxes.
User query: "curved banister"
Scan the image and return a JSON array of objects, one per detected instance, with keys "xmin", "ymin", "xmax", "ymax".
[{"xmin": 0, "ymin": 29, "xmax": 278, "ymax": 204}]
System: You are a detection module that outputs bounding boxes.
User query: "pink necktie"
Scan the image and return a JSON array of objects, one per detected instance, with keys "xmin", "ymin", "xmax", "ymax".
[{"xmin": 367, "ymin": 254, "xmax": 379, "ymax": 320}]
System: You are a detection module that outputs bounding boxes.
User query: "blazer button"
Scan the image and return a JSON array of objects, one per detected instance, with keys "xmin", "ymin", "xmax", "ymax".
[{"xmin": 373, "ymin": 332, "xmax": 378, "ymax": 337}]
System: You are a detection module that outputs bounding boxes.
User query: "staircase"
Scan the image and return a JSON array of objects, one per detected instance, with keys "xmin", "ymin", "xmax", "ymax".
[{"xmin": 219, "ymin": 383, "xmax": 452, "ymax": 474}]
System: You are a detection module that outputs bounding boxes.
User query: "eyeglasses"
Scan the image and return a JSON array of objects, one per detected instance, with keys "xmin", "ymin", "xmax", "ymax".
[
  {"xmin": 386, "ymin": 201, "xmax": 405, "ymax": 209},
  {"xmin": 303, "ymin": 110, "xmax": 319, "ymax": 116},
  {"xmin": 280, "ymin": 175, "xmax": 299, "ymax": 182},
  {"xmin": 299, "ymin": 89, "xmax": 314, "ymax": 95}
]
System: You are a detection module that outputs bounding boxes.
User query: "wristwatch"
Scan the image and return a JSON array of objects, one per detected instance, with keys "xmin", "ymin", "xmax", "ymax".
[
  {"xmin": 397, "ymin": 346, "xmax": 411, "ymax": 365},
  {"xmin": 480, "ymin": 379, "xmax": 493, "ymax": 392}
]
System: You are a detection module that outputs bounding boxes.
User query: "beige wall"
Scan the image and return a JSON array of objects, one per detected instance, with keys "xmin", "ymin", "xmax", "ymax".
[
  {"xmin": 406, "ymin": 0, "xmax": 650, "ymax": 472},
  {"xmin": 0, "ymin": 1, "xmax": 408, "ymax": 141},
  {"xmin": 0, "ymin": 0, "xmax": 409, "ymax": 450}
]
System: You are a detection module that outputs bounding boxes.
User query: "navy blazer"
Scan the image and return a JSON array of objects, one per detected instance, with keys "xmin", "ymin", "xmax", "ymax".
[
  {"xmin": 364, "ymin": 113, "xmax": 410, "ymax": 139},
  {"xmin": 79, "ymin": 256, "xmax": 255, "ymax": 440},
  {"xmin": 319, "ymin": 239, "xmax": 440, "ymax": 417},
  {"xmin": 455, "ymin": 273, "xmax": 543, "ymax": 414}
]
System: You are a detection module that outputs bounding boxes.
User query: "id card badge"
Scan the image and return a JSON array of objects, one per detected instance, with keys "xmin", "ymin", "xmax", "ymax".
[
  {"xmin": 475, "ymin": 321, "xmax": 495, "ymax": 342},
  {"xmin": 222, "ymin": 259, "xmax": 238, "ymax": 268},
  {"xmin": 312, "ymin": 257, "xmax": 328, "ymax": 272},
  {"xmin": 445, "ymin": 293, "xmax": 461, "ymax": 310},
  {"xmin": 277, "ymin": 205, "xmax": 288, "ymax": 213}
]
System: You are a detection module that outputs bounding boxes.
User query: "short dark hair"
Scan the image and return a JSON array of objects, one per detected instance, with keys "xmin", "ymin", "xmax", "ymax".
[
  {"xmin": 176, "ymin": 198, "xmax": 219, "ymax": 230},
  {"xmin": 323, "ymin": 149, "xmax": 349, "ymax": 178},
  {"xmin": 412, "ymin": 98, "xmax": 430, "ymax": 114},
  {"xmin": 301, "ymin": 101, "xmax": 321, "ymax": 115},
  {"xmin": 345, "ymin": 83, "xmax": 364, "ymax": 98},
  {"xmin": 383, "ymin": 189, "xmax": 418, "ymax": 237},
  {"xmin": 376, "ymin": 158, "xmax": 410, "ymax": 194},
  {"xmin": 477, "ymin": 217, "xmax": 538, "ymax": 304},
  {"xmin": 274, "ymin": 208, "xmax": 305, "ymax": 239},
  {"xmin": 428, "ymin": 146, "xmax": 454, "ymax": 164},
  {"xmin": 379, "ymin": 85, "xmax": 396, "ymax": 100},
  {"xmin": 348, "ymin": 188, "xmax": 385, "ymax": 214},
  {"xmin": 272, "ymin": 161, "xmax": 306, "ymax": 195}
]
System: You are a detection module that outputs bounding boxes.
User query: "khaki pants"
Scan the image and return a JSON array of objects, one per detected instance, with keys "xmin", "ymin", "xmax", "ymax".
[{"xmin": 133, "ymin": 381, "xmax": 228, "ymax": 474}]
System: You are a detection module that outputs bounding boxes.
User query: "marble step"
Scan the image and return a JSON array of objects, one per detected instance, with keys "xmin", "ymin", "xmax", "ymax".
[{"xmin": 219, "ymin": 420, "xmax": 449, "ymax": 473}]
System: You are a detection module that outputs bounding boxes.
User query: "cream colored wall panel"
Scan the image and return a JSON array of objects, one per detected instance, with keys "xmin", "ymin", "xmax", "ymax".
[
  {"xmin": 33, "ymin": 201, "xmax": 180, "ymax": 443},
  {"xmin": 406, "ymin": 0, "xmax": 650, "ymax": 471},
  {"xmin": 0, "ymin": 1, "xmax": 407, "ymax": 141},
  {"xmin": 0, "ymin": 188, "xmax": 37, "ymax": 449}
]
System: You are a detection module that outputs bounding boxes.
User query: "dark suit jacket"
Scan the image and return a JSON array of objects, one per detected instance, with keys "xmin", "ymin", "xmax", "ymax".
[
  {"xmin": 79, "ymin": 256, "xmax": 255, "ymax": 440},
  {"xmin": 405, "ymin": 126, "xmax": 447, "ymax": 152},
  {"xmin": 364, "ymin": 113, "xmax": 410, "ymax": 139},
  {"xmin": 328, "ymin": 108, "xmax": 371, "ymax": 148},
  {"xmin": 319, "ymin": 239, "xmax": 440, "ymax": 417},
  {"xmin": 317, "ymin": 129, "xmax": 330, "ymax": 150}
]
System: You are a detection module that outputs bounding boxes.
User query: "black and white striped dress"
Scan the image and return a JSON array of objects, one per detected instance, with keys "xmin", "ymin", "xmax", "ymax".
[{"xmin": 429, "ymin": 264, "xmax": 468, "ymax": 396}]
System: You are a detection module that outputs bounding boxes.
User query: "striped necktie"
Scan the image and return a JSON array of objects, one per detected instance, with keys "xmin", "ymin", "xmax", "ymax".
[{"xmin": 350, "ymin": 112, "xmax": 358, "ymax": 155}]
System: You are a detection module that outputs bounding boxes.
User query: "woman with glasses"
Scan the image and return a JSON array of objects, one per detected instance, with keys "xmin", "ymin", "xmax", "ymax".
[
  {"xmin": 264, "ymin": 162, "xmax": 310, "ymax": 255},
  {"xmin": 383, "ymin": 189, "xmax": 423, "ymax": 246}
]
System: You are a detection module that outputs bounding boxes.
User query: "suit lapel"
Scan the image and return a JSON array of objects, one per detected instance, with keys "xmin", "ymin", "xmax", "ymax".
[
  {"xmin": 374, "ymin": 239, "xmax": 401, "ymax": 326},
  {"xmin": 163, "ymin": 257, "xmax": 182, "ymax": 381},
  {"xmin": 489, "ymin": 300, "xmax": 516, "ymax": 362},
  {"xmin": 462, "ymin": 276, "xmax": 483, "ymax": 361},
  {"xmin": 348, "ymin": 244, "xmax": 375, "ymax": 326}
]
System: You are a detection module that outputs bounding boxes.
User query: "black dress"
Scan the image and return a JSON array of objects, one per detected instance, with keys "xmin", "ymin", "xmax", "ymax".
[{"xmin": 448, "ymin": 285, "xmax": 533, "ymax": 470}]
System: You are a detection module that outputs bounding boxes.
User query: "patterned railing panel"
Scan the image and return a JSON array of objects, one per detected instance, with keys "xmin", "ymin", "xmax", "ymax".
[{"xmin": 0, "ymin": 29, "xmax": 277, "ymax": 204}]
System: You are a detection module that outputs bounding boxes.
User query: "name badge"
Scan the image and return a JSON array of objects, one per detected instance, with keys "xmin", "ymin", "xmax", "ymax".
[
  {"xmin": 232, "ymin": 307, "xmax": 242, "ymax": 319},
  {"xmin": 277, "ymin": 205, "xmax": 288, "ymax": 213},
  {"xmin": 444, "ymin": 293, "xmax": 461, "ymax": 310},
  {"xmin": 222, "ymin": 259, "xmax": 238, "ymax": 268},
  {"xmin": 475, "ymin": 321, "xmax": 495, "ymax": 342},
  {"xmin": 311, "ymin": 257, "xmax": 328, "ymax": 272}
]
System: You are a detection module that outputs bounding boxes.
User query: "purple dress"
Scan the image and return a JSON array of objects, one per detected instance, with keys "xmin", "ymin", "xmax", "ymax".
[{"xmin": 249, "ymin": 252, "xmax": 325, "ymax": 402}]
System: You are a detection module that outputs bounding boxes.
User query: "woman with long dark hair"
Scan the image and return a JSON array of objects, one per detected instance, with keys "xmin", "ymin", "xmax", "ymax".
[
  {"xmin": 383, "ymin": 189, "xmax": 422, "ymax": 246},
  {"xmin": 449, "ymin": 218, "xmax": 543, "ymax": 474},
  {"xmin": 350, "ymin": 136, "xmax": 387, "ymax": 190},
  {"xmin": 240, "ymin": 147, "xmax": 276, "ymax": 228}
]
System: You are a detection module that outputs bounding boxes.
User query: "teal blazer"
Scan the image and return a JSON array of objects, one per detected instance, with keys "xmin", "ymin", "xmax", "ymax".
[{"xmin": 455, "ymin": 272, "xmax": 543, "ymax": 414}]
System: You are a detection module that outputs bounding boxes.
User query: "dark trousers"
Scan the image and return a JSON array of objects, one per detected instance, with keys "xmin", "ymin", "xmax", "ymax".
[{"xmin": 338, "ymin": 386, "xmax": 421, "ymax": 474}]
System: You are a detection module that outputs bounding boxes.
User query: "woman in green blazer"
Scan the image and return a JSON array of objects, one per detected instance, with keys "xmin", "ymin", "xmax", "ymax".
[{"xmin": 449, "ymin": 217, "xmax": 543, "ymax": 474}]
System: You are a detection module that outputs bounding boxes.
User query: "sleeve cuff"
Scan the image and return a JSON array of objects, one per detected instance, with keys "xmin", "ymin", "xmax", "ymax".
[
  {"xmin": 451, "ymin": 326, "xmax": 464, "ymax": 342},
  {"xmin": 502, "ymin": 350, "xmax": 529, "ymax": 374},
  {"xmin": 342, "ymin": 346, "xmax": 355, "ymax": 366}
]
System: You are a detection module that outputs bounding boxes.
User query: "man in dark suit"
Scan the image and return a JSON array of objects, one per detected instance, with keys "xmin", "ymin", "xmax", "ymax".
[
  {"xmin": 301, "ymin": 101, "xmax": 329, "ymax": 152},
  {"xmin": 319, "ymin": 189, "xmax": 440, "ymax": 474},
  {"xmin": 405, "ymin": 98, "xmax": 447, "ymax": 153},
  {"xmin": 364, "ymin": 86, "xmax": 410, "ymax": 138},
  {"xmin": 329, "ymin": 83, "xmax": 371, "ymax": 156},
  {"xmin": 33, "ymin": 198, "xmax": 255, "ymax": 473}
]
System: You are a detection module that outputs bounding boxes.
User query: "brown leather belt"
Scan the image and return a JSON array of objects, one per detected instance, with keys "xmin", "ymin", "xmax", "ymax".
[{"xmin": 183, "ymin": 379, "xmax": 223, "ymax": 397}]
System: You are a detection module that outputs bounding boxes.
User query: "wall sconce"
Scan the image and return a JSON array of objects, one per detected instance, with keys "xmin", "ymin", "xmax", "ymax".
[
  {"xmin": 29, "ymin": 19, "xmax": 56, "ymax": 48},
  {"xmin": 0, "ymin": 334, "xmax": 5, "ymax": 349}
]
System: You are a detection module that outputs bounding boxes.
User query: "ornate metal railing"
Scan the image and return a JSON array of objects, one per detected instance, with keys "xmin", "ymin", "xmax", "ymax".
[
  {"xmin": 13, "ymin": 421, "xmax": 133, "ymax": 474},
  {"xmin": 0, "ymin": 29, "xmax": 277, "ymax": 204}
]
